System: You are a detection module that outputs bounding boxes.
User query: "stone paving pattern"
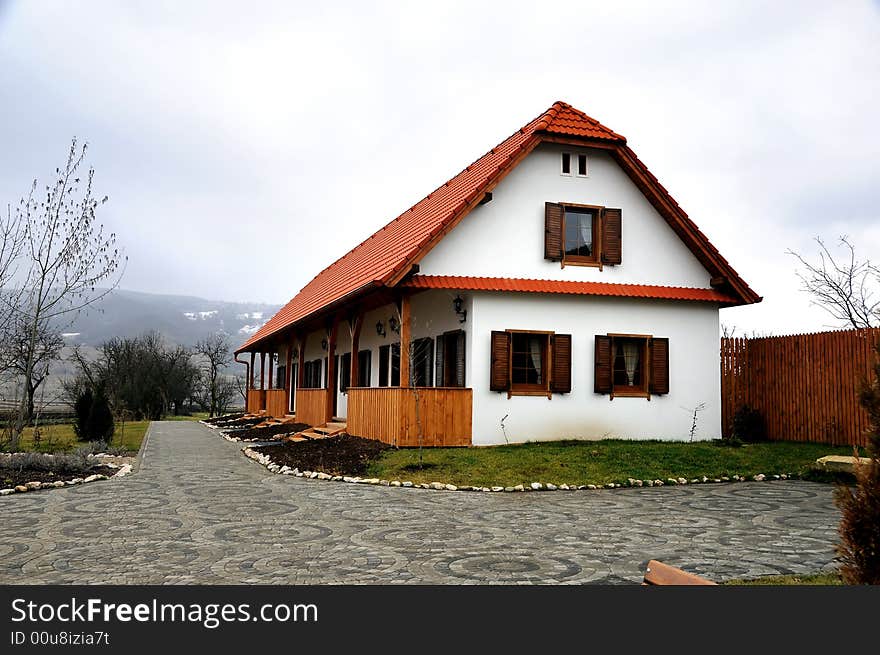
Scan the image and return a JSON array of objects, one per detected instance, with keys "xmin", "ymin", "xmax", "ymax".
[{"xmin": 0, "ymin": 422, "xmax": 842, "ymax": 584}]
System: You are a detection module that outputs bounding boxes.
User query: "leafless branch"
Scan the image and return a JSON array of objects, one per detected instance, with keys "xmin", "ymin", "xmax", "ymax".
[{"xmin": 788, "ymin": 236, "xmax": 879, "ymax": 329}]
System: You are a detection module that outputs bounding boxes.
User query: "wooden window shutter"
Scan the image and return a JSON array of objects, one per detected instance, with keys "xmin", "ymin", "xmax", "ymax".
[
  {"xmin": 435, "ymin": 334, "xmax": 445, "ymax": 387},
  {"xmin": 601, "ymin": 208, "xmax": 622, "ymax": 265},
  {"xmin": 649, "ymin": 337, "xmax": 670, "ymax": 395},
  {"xmin": 490, "ymin": 331, "xmax": 511, "ymax": 391},
  {"xmin": 594, "ymin": 335, "xmax": 612, "ymax": 394},
  {"xmin": 455, "ymin": 330, "xmax": 466, "ymax": 387},
  {"xmin": 544, "ymin": 202, "xmax": 564, "ymax": 261},
  {"xmin": 550, "ymin": 334, "xmax": 572, "ymax": 393}
]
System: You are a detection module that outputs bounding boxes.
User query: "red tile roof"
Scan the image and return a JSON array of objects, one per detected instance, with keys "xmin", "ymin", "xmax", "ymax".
[
  {"xmin": 238, "ymin": 101, "xmax": 757, "ymax": 353},
  {"xmin": 400, "ymin": 275, "xmax": 738, "ymax": 304}
]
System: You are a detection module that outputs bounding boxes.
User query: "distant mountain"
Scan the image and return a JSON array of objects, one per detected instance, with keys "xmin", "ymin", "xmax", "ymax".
[{"xmin": 59, "ymin": 289, "xmax": 283, "ymax": 347}]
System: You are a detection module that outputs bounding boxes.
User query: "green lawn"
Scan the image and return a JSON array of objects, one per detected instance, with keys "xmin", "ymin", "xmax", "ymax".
[
  {"xmin": 365, "ymin": 439, "xmax": 858, "ymax": 487},
  {"xmin": 8, "ymin": 420, "xmax": 151, "ymax": 454},
  {"xmin": 724, "ymin": 571, "xmax": 844, "ymax": 585}
]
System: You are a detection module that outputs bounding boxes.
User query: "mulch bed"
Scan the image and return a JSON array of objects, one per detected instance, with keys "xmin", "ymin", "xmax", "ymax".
[
  {"xmin": 203, "ymin": 412, "xmax": 246, "ymax": 425},
  {"xmin": 256, "ymin": 435, "xmax": 391, "ymax": 476},
  {"xmin": 226, "ymin": 422, "xmax": 310, "ymax": 441},
  {"xmin": 0, "ymin": 465, "xmax": 117, "ymax": 488}
]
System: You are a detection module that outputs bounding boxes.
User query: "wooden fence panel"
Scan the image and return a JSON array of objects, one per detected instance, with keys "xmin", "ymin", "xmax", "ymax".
[
  {"xmin": 295, "ymin": 389, "xmax": 329, "ymax": 427},
  {"xmin": 721, "ymin": 328, "xmax": 879, "ymax": 446},
  {"xmin": 265, "ymin": 389, "xmax": 288, "ymax": 418},
  {"xmin": 246, "ymin": 390, "xmax": 265, "ymax": 414},
  {"xmin": 347, "ymin": 387, "xmax": 472, "ymax": 447}
]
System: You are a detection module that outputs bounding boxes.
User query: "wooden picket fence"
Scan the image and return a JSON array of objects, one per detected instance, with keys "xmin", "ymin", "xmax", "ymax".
[{"xmin": 721, "ymin": 328, "xmax": 880, "ymax": 446}]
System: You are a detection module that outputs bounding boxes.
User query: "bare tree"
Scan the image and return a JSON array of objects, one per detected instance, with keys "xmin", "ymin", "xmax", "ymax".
[
  {"xmin": 0, "ymin": 205, "xmax": 26, "ymax": 372},
  {"xmin": 789, "ymin": 236, "xmax": 879, "ymax": 329},
  {"xmin": 193, "ymin": 333, "xmax": 232, "ymax": 417},
  {"xmin": 4, "ymin": 316, "xmax": 63, "ymax": 423},
  {"xmin": 6, "ymin": 139, "xmax": 125, "ymax": 446}
]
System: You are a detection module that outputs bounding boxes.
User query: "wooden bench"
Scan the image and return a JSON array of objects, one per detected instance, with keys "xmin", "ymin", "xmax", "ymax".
[{"xmin": 643, "ymin": 560, "xmax": 717, "ymax": 585}]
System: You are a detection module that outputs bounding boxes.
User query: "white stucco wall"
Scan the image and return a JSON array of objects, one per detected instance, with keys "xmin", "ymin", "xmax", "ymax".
[
  {"xmin": 417, "ymin": 143, "xmax": 712, "ymax": 288},
  {"xmin": 469, "ymin": 292, "xmax": 721, "ymax": 445}
]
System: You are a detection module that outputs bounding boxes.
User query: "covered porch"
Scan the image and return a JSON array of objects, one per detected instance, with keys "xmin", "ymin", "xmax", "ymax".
[{"xmin": 237, "ymin": 288, "xmax": 473, "ymax": 446}]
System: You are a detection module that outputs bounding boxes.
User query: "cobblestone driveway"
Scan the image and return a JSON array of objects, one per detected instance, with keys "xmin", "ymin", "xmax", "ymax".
[{"xmin": 0, "ymin": 421, "xmax": 842, "ymax": 584}]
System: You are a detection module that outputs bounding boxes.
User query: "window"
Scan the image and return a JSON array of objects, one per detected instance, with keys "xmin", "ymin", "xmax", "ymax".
[
  {"xmin": 302, "ymin": 359, "xmax": 323, "ymax": 389},
  {"xmin": 390, "ymin": 343, "xmax": 400, "ymax": 386},
  {"xmin": 357, "ymin": 350, "xmax": 371, "ymax": 387},
  {"xmin": 612, "ymin": 337, "xmax": 646, "ymax": 394},
  {"xmin": 490, "ymin": 330, "xmax": 571, "ymax": 396},
  {"xmin": 379, "ymin": 344, "xmax": 390, "ymax": 386},
  {"xmin": 436, "ymin": 330, "xmax": 466, "ymax": 387},
  {"xmin": 560, "ymin": 152, "xmax": 587, "ymax": 177},
  {"xmin": 511, "ymin": 332, "xmax": 548, "ymax": 390},
  {"xmin": 561, "ymin": 152, "xmax": 571, "ymax": 176},
  {"xmin": 545, "ymin": 203, "xmax": 621, "ymax": 267},
  {"xmin": 275, "ymin": 365, "xmax": 286, "ymax": 390},
  {"xmin": 410, "ymin": 337, "xmax": 433, "ymax": 387},
  {"xmin": 563, "ymin": 207, "xmax": 597, "ymax": 263},
  {"xmin": 594, "ymin": 334, "xmax": 669, "ymax": 398},
  {"xmin": 339, "ymin": 353, "xmax": 351, "ymax": 392}
]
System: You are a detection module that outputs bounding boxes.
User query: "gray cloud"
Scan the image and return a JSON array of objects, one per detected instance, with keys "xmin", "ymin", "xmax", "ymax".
[{"xmin": 0, "ymin": 0, "xmax": 877, "ymax": 334}]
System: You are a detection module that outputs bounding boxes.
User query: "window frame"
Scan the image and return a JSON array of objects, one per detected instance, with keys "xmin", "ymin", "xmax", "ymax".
[
  {"xmin": 560, "ymin": 152, "xmax": 572, "ymax": 176},
  {"xmin": 507, "ymin": 329, "xmax": 553, "ymax": 397},
  {"xmin": 576, "ymin": 153, "xmax": 588, "ymax": 177},
  {"xmin": 560, "ymin": 202, "xmax": 603, "ymax": 269},
  {"xmin": 608, "ymin": 333, "xmax": 651, "ymax": 399}
]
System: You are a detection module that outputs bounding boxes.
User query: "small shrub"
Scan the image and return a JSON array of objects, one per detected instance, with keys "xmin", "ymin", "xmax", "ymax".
[
  {"xmin": 89, "ymin": 389, "xmax": 115, "ymax": 443},
  {"xmin": 0, "ymin": 451, "xmax": 91, "ymax": 474},
  {"xmin": 73, "ymin": 388, "xmax": 94, "ymax": 441},
  {"xmin": 73, "ymin": 388, "xmax": 115, "ymax": 443},
  {"xmin": 731, "ymin": 405, "xmax": 766, "ymax": 443},
  {"xmin": 835, "ymin": 340, "xmax": 880, "ymax": 585}
]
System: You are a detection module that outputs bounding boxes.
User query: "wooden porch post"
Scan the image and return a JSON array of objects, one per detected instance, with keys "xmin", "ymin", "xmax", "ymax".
[
  {"xmin": 285, "ymin": 336, "xmax": 293, "ymax": 412},
  {"xmin": 268, "ymin": 349, "xmax": 275, "ymax": 390},
  {"xmin": 325, "ymin": 317, "xmax": 340, "ymax": 423},
  {"xmin": 249, "ymin": 352, "xmax": 255, "ymax": 390},
  {"xmin": 399, "ymin": 294, "xmax": 411, "ymax": 388},
  {"xmin": 259, "ymin": 352, "xmax": 266, "ymax": 390},
  {"xmin": 296, "ymin": 333, "xmax": 306, "ymax": 389},
  {"xmin": 350, "ymin": 313, "xmax": 363, "ymax": 388}
]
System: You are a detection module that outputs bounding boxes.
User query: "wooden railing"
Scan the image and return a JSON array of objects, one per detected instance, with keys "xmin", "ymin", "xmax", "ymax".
[
  {"xmin": 347, "ymin": 387, "xmax": 472, "ymax": 447},
  {"xmin": 295, "ymin": 388, "xmax": 329, "ymax": 426},
  {"xmin": 722, "ymin": 328, "xmax": 880, "ymax": 446},
  {"xmin": 265, "ymin": 389, "xmax": 289, "ymax": 417},
  {"xmin": 246, "ymin": 389, "xmax": 266, "ymax": 414}
]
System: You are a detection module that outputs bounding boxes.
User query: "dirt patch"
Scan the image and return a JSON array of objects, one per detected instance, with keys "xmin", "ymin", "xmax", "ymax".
[
  {"xmin": 256, "ymin": 435, "xmax": 391, "ymax": 476},
  {"xmin": 0, "ymin": 465, "xmax": 117, "ymax": 488},
  {"xmin": 226, "ymin": 422, "xmax": 310, "ymax": 441}
]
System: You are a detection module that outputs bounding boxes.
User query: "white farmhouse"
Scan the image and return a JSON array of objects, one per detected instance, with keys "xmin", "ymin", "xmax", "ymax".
[{"xmin": 236, "ymin": 102, "xmax": 760, "ymax": 446}]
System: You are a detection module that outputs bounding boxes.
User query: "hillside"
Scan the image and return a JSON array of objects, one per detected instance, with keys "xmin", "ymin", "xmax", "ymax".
[{"xmin": 59, "ymin": 289, "xmax": 283, "ymax": 348}]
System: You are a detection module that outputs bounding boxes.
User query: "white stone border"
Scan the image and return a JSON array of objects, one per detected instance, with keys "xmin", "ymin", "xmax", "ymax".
[
  {"xmin": 241, "ymin": 446, "xmax": 792, "ymax": 493},
  {"xmin": 0, "ymin": 455, "xmax": 133, "ymax": 497}
]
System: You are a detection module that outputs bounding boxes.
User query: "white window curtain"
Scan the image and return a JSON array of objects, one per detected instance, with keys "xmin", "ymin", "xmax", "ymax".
[
  {"xmin": 529, "ymin": 336, "xmax": 543, "ymax": 383},
  {"xmin": 622, "ymin": 341, "xmax": 639, "ymax": 385},
  {"xmin": 579, "ymin": 217, "xmax": 592, "ymax": 252}
]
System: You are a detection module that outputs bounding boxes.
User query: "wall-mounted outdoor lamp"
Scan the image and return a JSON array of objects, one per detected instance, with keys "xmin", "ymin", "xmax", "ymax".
[
  {"xmin": 389, "ymin": 316, "xmax": 400, "ymax": 334},
  {"xmin": 453, "ymin": 295, "xmax": 467, "ymax": 323},
  {"xmin": 321, "ymin": 338, "xmax": 328, "ymax": 351},
  {"xmin": 376, "ymin": 320, "xmax": 386, "ymax": 338}
]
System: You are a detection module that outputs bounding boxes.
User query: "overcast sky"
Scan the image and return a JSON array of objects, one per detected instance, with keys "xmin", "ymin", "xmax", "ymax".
[{"xmin": 1, "ymin": 0, "xmax": 878, "ymax": 335}]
